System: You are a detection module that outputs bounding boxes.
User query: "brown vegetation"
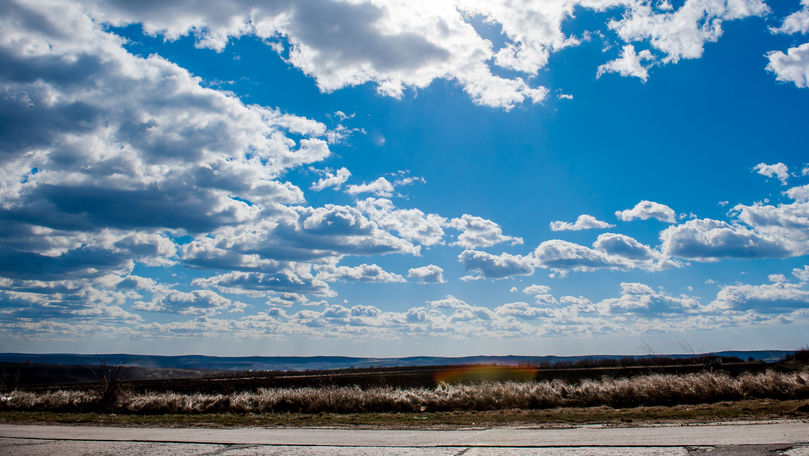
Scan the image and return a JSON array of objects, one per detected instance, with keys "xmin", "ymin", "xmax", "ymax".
[{"xmin": 2, "ymin": 368, "xmax": 808, "ymax": 415}]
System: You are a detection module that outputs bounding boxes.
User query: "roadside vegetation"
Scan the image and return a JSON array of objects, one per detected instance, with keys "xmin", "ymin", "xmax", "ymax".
[{"xmin": 2, "ymin": 368, "xmax": 809, "ymax": 415}]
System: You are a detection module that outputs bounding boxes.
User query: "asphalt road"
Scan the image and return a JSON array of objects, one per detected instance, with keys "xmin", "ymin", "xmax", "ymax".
[{"xmin": 1, "ymin": 421, "xmax": 808, "ymax": 455}]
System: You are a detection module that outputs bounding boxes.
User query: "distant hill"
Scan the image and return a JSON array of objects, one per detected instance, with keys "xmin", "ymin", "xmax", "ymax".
[{"xmin": 0, "ymin": 350, "xmax": 794, "ymax": 372}]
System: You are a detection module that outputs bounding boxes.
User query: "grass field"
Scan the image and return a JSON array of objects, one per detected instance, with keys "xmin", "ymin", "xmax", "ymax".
[
  {"xmin": 3, "ymin": 368, "xmax": 808, "ymax": 415},
  {"xmin": 2, "ymin": 399, "xmax": 808, "ymax": 428}
]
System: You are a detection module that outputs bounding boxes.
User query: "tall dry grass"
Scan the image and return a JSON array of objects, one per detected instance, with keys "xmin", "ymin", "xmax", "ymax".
[{"xmin": 2, "ymin": 369, "xmax": 808, "ymax": 414}]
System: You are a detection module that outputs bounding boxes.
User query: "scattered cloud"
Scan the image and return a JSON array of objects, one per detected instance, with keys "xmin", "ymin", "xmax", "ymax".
[
  {"xmin": 408, "ymin": 265, "xmax": 445, "ymax": 283},
  {"xmin": 449, "ymin": 214, "xmax": 523, "ymax": 249},
  {"xmin": 766, "ymin": 43, "xmax": 809, "ymax": 88},
  {"xmin": 458, "ymin": 250, "xmax": 534, "ymax": 280},
  {"xmin": 772, "ymin": 0, "xmax": 809, "ymax": 34},
  {"xmin": 550, "ymin": 214, "xmax": 614, "ymax": 231},
  {"xmin": 732, "ymin": 199, "xmax": 809, "ymax": 257},
  {"xmin": 63, "ymin": 0, "xmax": 768, "ymax": 111},
  {"xmin": 316, "ymin": 263, "xmax": 406, "ymax": 283},
  {"xmin": 357, "ymin": 198, "xmax": 447, "ymax": 247},
  {"xmin": 660, "ymin": 218, "xmax": 793, "ymax": 260},
  {"xmin": 312, "ymin": 167, "xmax": 351, "ymax": 191},
  {"xmin": 597, "ymin": 45, "xmax": 655, "ymax": 81},
  {"xmin": 534, "ymin": 239, "xmax": 626, "ymax": 272},
  {"xmin": 346, "ymin": 177, "xmax": 395, "ymax": 197},
  {"xmin": 753, "ymin": 162, "xmax": 790, "ymax": 185},
  {"xmin": 710, "ymin": 280, "xmax": 809, "ymax": 314},
  {"xmin": 616, "ymin": 200, "xmax": 677, "ymax": 223},
  {"xmin": 609, "ymin": 0, "xmax": 769, "ymax": 64},
  {"xmin": 134, "ymin": 289, "xmax": 245, "ymax": 316}
]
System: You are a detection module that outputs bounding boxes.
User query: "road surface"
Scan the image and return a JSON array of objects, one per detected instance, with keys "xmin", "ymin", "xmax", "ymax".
[{"xmin": 1, "ymin": 421, "xmax": 808, "ymax": 455}]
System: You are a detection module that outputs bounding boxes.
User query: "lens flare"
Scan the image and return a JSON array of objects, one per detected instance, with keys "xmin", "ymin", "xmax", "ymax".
[{"xmin": 433, "ymin": 364, "xmax": 537, "ymax": 384}]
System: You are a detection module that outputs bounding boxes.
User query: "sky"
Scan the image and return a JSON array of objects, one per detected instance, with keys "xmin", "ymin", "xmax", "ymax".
[{"xmin": 2, "ymin": 0, "xmax": 809, "ymax": 357}]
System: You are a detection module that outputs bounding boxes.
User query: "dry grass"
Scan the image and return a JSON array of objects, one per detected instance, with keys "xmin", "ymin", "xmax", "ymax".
[
  {"xmin": 2, "ymin": 369, "xmax": 808, "ymax": 414},
  {"xmin": 3, "ymin": 399, "xmax": 809, "ymax": 428}
]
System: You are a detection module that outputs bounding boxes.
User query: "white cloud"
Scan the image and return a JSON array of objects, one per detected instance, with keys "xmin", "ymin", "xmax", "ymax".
[
  {"xmin": 267, "ymin": 292, "xmax": 323, "ymax": 307},
  {"xmin": 710, "ymin": 280, "xmax": 809, "ymax": 314},
  {"xmin": 390, "ymin": 171, "xmax": 426, "ymax": 187},
  {"xmin": 357, "ymin": 198, "xmax": 447, "ymax": 247},
  {"xmin": 521, "ymin": 284, "xmax": 556, "ymax": 304},
  {"xmin": 615, "ymin": 200, "xmax": 677, "ymax": 223},
  {"xmin": 766, "ymin": 43, "xmax": 809, "ymax": 89},
  {"xmin": 192, "ymin": 269, "xmax": 333, "ymax": 296},
  {"xmin": 523, "ymin": 284, "xmax": 551, "ymax": 295},
  {"xmin": 407, "ymin": 264, "xmax": 445, "ymax": 283},
  {"xmin": 753, "ymin": 162, "xmax": 790, "ymax": 185},
  {"xmin": 67, "ymin": 0, "xmax": 769, "ymax": 110},
  {"xmin": 793, "ymin": 265, "xmax": 809, "ymax": 282},
  {"xmin": 449, "ymin": 214, "xmax": 523, "ymax": 249},
  {"xmin": 772, "ymin": 0, "xmax": 809, "ymax": 35},
  {"xmin": 598, "ymin": 282, "xmax": 700, "ymax": 316},
  {"xmin": 533, "ymin": 239, "xmax": 626, "ymax": 272},
  {"xmin": 534, "ymin": 234, "xmax": 672, "ymax": 273},
  {"xmin": 660, "ymin": 218, "xmax": 793, "ymax": 260},
  {"xmin": 732, "ymin": 200, "xmax": 809, "ymax": 257},
  {"xmin": 786, "ymin": 184, "xmax": 809, "ymax": 202},
  {"xmin": 550, "ymin": 214, "xmax": 614, "ymax": 231},
  {"xmin": 134, "ymin": 289, "xmax": 245, "ymax": 316},
  {"xmin": 593, "ymin": 233, "xmax": 656, "ymax": 260},
  {"xmin": 458, "ymin": 250, "xmax": 534, "ymax": 280},
  {"xmin": 346, "ymin": 177, "xmax": 395, "ymax": 197},
  {"xmin": 768, "ymin": 273, "xmax": 787, "ymax": 283},
  {"xmin": 597, "ymin": 45, "xmax": 655, "ymax": 81},
  {"xmin": 312, "ymin": 167, "xmax": 351, "ymax": 191},
  {"xmin": 609, "ymin": 0, "xmax": 769, "ymax": 64},
  {"xmin": 316, "ymin": 263, "xmax": 406, "ymax": 283},
  {"xmin": 0, "ymin": 0, "xmax": 341, "ymax": 284}
]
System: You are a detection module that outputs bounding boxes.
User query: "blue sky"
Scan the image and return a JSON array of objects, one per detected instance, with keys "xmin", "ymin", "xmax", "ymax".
[{"xmin": 2, "ymin": 0, "xmax": 809, "ymax": 356}]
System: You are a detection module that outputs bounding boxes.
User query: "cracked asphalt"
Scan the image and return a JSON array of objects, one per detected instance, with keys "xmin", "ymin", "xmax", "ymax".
[{"xmin": 1, "ymin": 421, "xmax": 808, "ymax": 455}]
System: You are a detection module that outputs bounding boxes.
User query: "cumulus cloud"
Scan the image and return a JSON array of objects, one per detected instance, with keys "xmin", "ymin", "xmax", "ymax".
[
  {"xmin": 593, "ymin": 233, "xmax": 655, "ymax": 260},
  {"xmin": 311, "ymin": 167, "xmax": 351, "ymax": 191},
  {"xmin": 346, "ymin": 177, "xmax": 395, "ymax": 197},
  {"xmin": 753, "ymin": 162, "xmax": 790, "ymax": 185},
  {"xmin": 59, "ymin": 0, "xmax": 768, "ymax": 111},
  {"xmin": 449, "ymin": 214, "xmax": 523, "ymax": 249},
  {"xmin": 710, "ymin": 280, "xmax": 809, "ymax": 314},
  {"xmin": 786, "ymin": 184, "xmax": 809, "ymax": 201},
  {"xmin": 134, "ymin": 289, "xmax": 245, "ymax": 316},
  {"xmin": 192, "ymin": 269, "xmax": 333, "ymax": 296},
  {"xmin": 316, "ymin": 263, "xmax": 406, "ymax": 283},
  {"xmin": 660, "ymin": 218, "xmax": 793, "ymax": 260},
  {"xmin": 609, "ymin": 0, "xmax": 769, "ymax": 64},
  {"xmin": 534, "ymin": 239, "xmax": 626, "ymax": 272},
  {"xmin": 533, "ymin": 233, "xmax": 670, "ymax": 273},
  {"xmin": 458, "ymin": 250, "xmax": 534, "ymax": 280},
  {"xmin": 598, "ymin": 282, "xmax": 700, "ymax": 316},
  {"xmin": 550, "ymin": 214, "xmax": 614, "ymax": 231},
  {"xmin": 0, "ymin": 0, "xmax": 341, "ymax": 286},
  {"xmin": 597, "ymin": 45, "xmax": 655, "ymax": 81},
  {"xmin": 181, "ymin": 205, "xmax": 420, "ymax": 271},
  {"xmin": 615, "ymin": 200, "xmax": 677, "ymax": 223},
  {"xmin": 267, "ymin": 292, "xmax": 325, "ymax": 307},
  {"xmin": 1, "ymin": 0, "xmax": 801, "ymax": 344},
  {"xmin": 408, "ymin": 265, "xmax": 445, "ymax": 283},
  {"xmin": 732, "ymin": 199, "xmax": 809, "ymax": 257},
  {"xmin": 773, "ymin": 0, "xmax": 809, "ymax": 34},
  {"xmin": 793, "ymin": 265, "xmax": 809, "ymax": 282},
  {"xmin": 522, "ymin": 284, "xmax": 556, "ymax": 304},
  {"xmin": 766, "ymin": 43, "xmax": 809, "ymax": 89},
  {"xmin": 357, "ymin": 198, "xmax": 446, "ymax": 246}
]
